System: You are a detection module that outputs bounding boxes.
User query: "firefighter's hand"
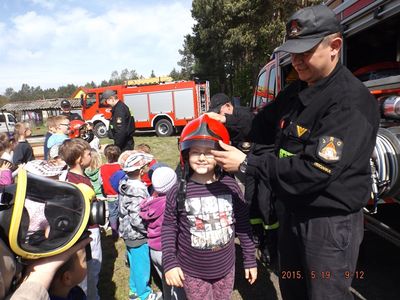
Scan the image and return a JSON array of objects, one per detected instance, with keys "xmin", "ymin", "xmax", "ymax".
[
  {"xmin": 211, "ymin": 141, "xmax": 246, "ymax": 172},
  {"xmin": 165, "ymin": 267, "xmax": 185, "ymax": 287},
  {"xmin": 205, "ymin": 112, "xmax": 226, "ymax": 123},
  {"xmin": 245, "ymin": 267, "xmax": 258, "ymax": 284}
]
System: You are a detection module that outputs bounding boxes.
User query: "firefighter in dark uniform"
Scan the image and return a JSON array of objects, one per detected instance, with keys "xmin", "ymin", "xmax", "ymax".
[
  {"xmin": 102, "ymin": 90, "xmax": 135, "ymax": 151},
  {"xmin": 212, "ymin": 4, "xmax": 379, "ymax": 300},
  {"xmin": 60, "ymin": 99, "xmax": 83, "ymax": 121}
]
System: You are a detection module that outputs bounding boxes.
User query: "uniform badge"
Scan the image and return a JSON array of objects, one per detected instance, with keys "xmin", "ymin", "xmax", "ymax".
[
  {"xmin": 317, "ymin": 136, "xmax": 343, "ymax": 162},
  {"xmin": 116, "ymin": 117, "xmax": 122, "ymax": 124},
  {"xmin": 289, "ymin": 20, "xmax": 301, "ymax": 37},
  {"xmin": 296, "ymin": 125, "xmax": 308, "ymax": 138}
]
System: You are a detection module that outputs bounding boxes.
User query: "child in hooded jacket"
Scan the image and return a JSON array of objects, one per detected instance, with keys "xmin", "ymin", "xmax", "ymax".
[
  {"xmin": 140, "ymin": 166, "xmax": 186, "ymax": 300},
  {"xmin": 118, "ymin": 152, "xmax": 162, "ymax": 300}
]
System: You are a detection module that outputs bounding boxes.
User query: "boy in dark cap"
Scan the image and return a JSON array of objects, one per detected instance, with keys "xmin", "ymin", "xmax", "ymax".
[
  {"xmin": 103, "ymin": 90, "xmax": 135, "ymax": 151},
  {"xmin": 60, "ymin": 99, "xmax": 83, "ymax": 121},
  {"xmin": 206, "ymin": 93, "xmax": 253, "ymax": 149},
  {"xmin": 211, "ymin": 4, "xmax": 379, "ymax": 299}
]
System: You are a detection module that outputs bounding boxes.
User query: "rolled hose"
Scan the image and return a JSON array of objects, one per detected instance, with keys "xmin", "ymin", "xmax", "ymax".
[{"xmin": 374, "ymin": 127, "xmax": 400, "ymax": 197}]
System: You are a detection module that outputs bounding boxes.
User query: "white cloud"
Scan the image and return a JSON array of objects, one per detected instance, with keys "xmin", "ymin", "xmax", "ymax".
[
  {"xmin": 30, "ymin": 0, "xmax": 56, "ymax": 10},
  {"xmin": 0, "ymin": 1, "xmax": 194, "ymax": 94}
]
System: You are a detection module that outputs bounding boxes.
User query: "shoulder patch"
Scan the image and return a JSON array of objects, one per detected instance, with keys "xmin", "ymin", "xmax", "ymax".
[{"xmin": 317, "ymin": 136, "xmax": 343, "ymax": 163}]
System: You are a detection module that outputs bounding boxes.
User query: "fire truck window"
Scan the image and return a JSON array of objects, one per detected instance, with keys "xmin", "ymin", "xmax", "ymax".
[
  {"xmin": 255, "ymin": 70, "xmax": 267, "ymax": 108},
  {"xmin": 268, "ymin": 67, "xmax": 276, "ymax": 100},
  {"xmin": 85, "ymin": 94, "xmax": 96, "ymax": 109}
]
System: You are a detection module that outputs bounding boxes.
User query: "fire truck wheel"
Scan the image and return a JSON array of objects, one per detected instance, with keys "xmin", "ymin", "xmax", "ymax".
[
  {"xmin": 155, "ymin": 119, "xmax": 174, "ymax": 137},
  {"xmin": 94, "ymin": 122, "xmax": 108, "ymax": 138}
]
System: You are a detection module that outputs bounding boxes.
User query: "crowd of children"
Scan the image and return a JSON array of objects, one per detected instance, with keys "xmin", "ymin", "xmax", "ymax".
[{"xmin": 0, "ymin": 113, "xmax": 258, "ymax": 300}]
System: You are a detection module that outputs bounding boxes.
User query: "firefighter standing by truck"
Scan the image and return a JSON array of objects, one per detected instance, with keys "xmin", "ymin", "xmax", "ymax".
[
  {"xmin": 212, "ymin": 4, "xmax": 379, "ymax": 300},
  {"xmin": 102, "ymin": 90, "xmax": 135, "ymax": 151}
]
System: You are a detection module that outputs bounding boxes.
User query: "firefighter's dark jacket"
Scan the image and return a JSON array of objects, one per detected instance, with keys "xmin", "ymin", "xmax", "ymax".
[
  {"xmin": 225, "ymin": 106, "xmax": 254, "ymax": 147},
  {"xmin": 110, "ymin": 100, "xmax": 134, "ymax": 148},
  {"xmin": 246, "ymin": 63, "xmax": 379, "ymax": 215}
]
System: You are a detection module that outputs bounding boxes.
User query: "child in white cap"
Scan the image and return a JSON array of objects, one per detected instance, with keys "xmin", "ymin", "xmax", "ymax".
[
  {"xmin": 140, "ymin": 166, "xmax": 186, "ymax": 300},
  {"xmin": 118, "ymin": 152, "xmax": 162, "ymax": 300}
]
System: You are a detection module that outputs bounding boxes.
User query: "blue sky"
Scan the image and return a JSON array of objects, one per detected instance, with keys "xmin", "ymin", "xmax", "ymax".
[{"xmin": 0, "ymin": 0, "xmax": 194, "ymax": 94}]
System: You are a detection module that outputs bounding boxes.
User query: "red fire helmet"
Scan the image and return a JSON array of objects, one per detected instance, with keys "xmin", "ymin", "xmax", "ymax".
[
  {"xmin": 69, "ymin": 120, "xmax": 86, "ymax": 139},
  {"xmin": 179, "ymin": 114, "xmax": 230, "ymax": 153}
]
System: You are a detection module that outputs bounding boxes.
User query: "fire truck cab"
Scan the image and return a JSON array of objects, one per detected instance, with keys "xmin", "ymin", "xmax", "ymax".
[{"xmin": 81, "ymin": 80, "xmax": 210, "ymax": 138}]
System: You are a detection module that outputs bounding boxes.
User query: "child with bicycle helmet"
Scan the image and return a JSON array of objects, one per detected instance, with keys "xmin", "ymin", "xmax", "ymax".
[{"xmin": 162, "ymin": 114, "xmax": 257, "ymax": 300}]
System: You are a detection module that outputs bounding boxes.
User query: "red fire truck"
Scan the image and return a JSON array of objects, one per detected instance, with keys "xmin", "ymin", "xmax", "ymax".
[
  {"xmin": 252, "ymin": 0, "xmax": 400, "ymax": 246},
  {"xmin": 81, "ymin": 80, "xmax": 210, "ymax": 137}
]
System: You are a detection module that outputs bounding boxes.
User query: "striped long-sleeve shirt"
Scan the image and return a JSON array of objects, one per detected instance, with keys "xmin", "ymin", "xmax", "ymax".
[{"xmin": 162, "ymin": 174, "xmax": 256, "ymax": 280}]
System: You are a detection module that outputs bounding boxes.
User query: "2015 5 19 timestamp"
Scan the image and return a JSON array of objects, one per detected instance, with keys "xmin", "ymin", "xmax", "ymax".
[
  {"xmin": 281, "ymin": 271, "xmax": 333, "ymax": 280},
  {"xmin": 281, "ymin": 270, "xmax": 365, "ymax": 280}
]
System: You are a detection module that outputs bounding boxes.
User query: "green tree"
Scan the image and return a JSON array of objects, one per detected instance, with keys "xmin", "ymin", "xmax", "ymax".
[
  {"xmin": 180, "ymin": 0, "xmax": 322, "ymax": 103},
  {"xmin": 169, "ymin": 68, "xmax": 182, "ymax": 80},
  {"xmin": 110, "ymin": 70, "xmax": 120, "ymax": 85},
  {"xmin": 178, "ymin": 35, "xmax": 195, "ymax": 80},
  {"xmin": 150, "ymin": 70, "xmax": 156, "ymax": 78},
  {"xmin": 4, "ymin": 88, "xmax": 15, "ymax": 98},
  {"xmin": 120, "ymin": 68, "xmax": 130, "ymax": 81},
  {"xmin": 57, "ymin": 84, "xmax": 78, "ymax": 98},
  {"xmin": 129, "ymin": 70, "xmax": 139, "ymax": 80}
]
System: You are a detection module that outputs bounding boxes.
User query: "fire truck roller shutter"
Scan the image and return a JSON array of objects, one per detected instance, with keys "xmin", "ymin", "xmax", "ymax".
[{"xmin": 373, "ymin": 127, "xmax": 400, "ymax": 197}]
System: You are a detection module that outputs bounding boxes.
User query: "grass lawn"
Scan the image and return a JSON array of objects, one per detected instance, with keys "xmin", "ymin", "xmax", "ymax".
[
  {"xmin": 100, "ymin": 134, "xmax": 180, "ymax": 169},
  {"xmin": 97, "ymin": 134, "xmax": 280, "ymax": 300}
]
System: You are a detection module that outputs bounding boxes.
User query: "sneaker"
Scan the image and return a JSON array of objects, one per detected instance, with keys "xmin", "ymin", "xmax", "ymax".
[
  {"xmin": 146, "ymin": 291, "xmax": 163, "ymax": 300},
  {"xmin": 128, "ymin": 293, "xmax": 138, "ymax": 300}
]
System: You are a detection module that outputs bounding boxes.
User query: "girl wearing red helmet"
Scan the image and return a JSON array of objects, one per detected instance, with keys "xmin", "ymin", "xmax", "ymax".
[{"xmin": 162, "ymin": 115, "xmax": 257, "ymax": 300}]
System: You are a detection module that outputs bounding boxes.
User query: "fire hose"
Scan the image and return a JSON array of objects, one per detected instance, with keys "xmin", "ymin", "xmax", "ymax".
[{"xmin": 366, "ymin": 127, "xmax": 400, "ymax": 213}]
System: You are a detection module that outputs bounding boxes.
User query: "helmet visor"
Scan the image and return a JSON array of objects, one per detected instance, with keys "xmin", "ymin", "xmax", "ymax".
[{"xmin": 180, "ymin": 139, "xmax": 221, "ymax": 153}]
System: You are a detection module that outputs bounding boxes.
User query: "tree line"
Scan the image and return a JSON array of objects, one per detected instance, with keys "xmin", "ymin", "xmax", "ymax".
[{"xmin": 0, "ymin": 0, "xmax": 321, "ymax": 106}]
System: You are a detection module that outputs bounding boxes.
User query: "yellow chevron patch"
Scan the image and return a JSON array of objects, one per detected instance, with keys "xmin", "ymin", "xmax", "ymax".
[{"xmin": 297, "ymin": 125, "xmax": 308, "ymax": 137}]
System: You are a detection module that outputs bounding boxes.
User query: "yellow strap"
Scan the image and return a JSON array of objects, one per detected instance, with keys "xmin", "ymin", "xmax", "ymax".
[
  {"xmin": 264, "ymin": 221, "xmax": 279, "ymax": 230},
  {"xmin": 250, "ymin": 218, "xmax": 263, "ymax": 225},
  {"xmin": 250, "ymin": 218, "xmax": 279, "ymax": 230}
]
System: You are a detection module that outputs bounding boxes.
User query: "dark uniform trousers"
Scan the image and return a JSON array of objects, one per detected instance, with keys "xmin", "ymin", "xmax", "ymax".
[{"xmin": 278, "ymin": 208, "xmax": 363, "ymax": 300}]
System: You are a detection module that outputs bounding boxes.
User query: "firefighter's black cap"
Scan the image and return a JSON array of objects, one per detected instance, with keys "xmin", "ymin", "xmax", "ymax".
[
  {"xmin": 101, "ymin": 90, "xmax": 117, "ymax": 101},
  {"xmin": 60, "ymin": 99, "xmax": 71, "ymax": 109},
  {"xmin": 208, "ymin": 93, "xmax": 231, "ymax": 113},
  {"xmin": 275, "ymin": 4, "xmax": 341, "ymax": 54}
]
